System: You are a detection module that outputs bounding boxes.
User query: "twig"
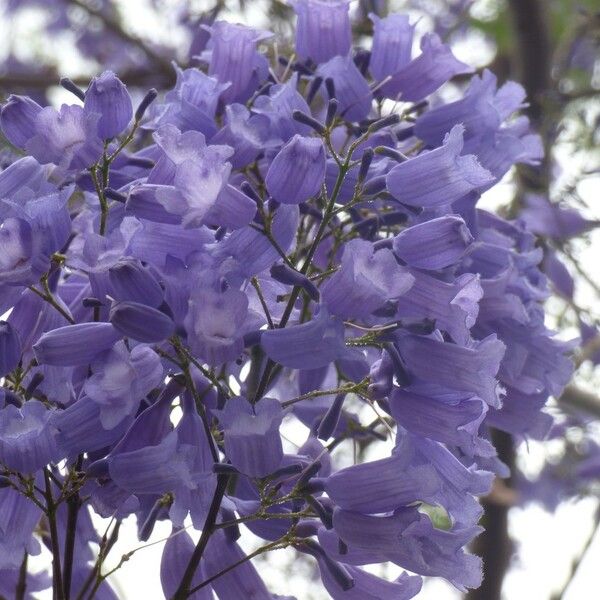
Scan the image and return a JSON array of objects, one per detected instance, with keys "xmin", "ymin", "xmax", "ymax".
[{"xmin": 171, "ymin": 473, "xmax": 230, "ymax": 600}]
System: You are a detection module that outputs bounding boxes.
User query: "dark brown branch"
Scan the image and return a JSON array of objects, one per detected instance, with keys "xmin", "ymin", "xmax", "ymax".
[
  {"xmin": 171, "ymin": 474, "xmax": 230, "ymax": 600},
  {"xmin": 506, "ymin": 0, "xmax": 552, "ymax": 125},
  {"xmin": 466, "ymin": 431, "xmax": 515, "ymax": 600}
]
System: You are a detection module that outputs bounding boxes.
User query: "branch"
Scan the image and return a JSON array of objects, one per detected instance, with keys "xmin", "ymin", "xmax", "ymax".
[
  {"xmin": 68, "ymin": 0, "xmax": 174, "ymax": 76},
  {"xmin": 505, "ymin": 0, "xmax": 552, "ymax": 125},
  {"xmin": 560, "ymin": 385, "xmax": 600, "ymax": 417},
  {"xmin": 171, "ymin": 473, "xmax": 230, "ymax": 600}
]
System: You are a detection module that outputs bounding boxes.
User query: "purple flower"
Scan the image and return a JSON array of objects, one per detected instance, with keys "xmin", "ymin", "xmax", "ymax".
[
  {"xmin": 109, "ymin": 300, "xmax": 175, "ymax": 343},
  {"xmin": 161, "ymin": 528, "xmax": 212, "ymax": 599},
  {"xmin": 520, "ymin": 194, "xmax": 596, "ymax": 240},
  {"xmin": 206, "ymin": 21, "xmax": 272, "ymax": 103},
  {"xmin": 0, "ymin": 400, "xmax": 58, "ymax": 473},
  {"xmin": 184, "ymin": 286, "xmax": 249, "ymax": 365},
  {"xmin": 0, "ymin": 94, "xmax": 42, "ymax": 148},
  {"xmin": 387, "ymin": 125, "xmax": 493, "ymax": 208},
  {"xmin": 321, "ymin": 239, "xmax": 414, "ymax": 319},
  {"xmin": 397, "ymin": 333, "xmax": 505, "ymax": 407},
  {"xmin": 149, "ymin": 125, "xmax": 233, "ymax": 227},
  {"xmin": 392, "ymin": 215, "xmax": 473, "ymax": 270},
  {"xmin": 265, "ymin": 134, "xmax": 326, "ymax": 205},
  {"xmin": 84, "ymin": 342, "xmax": 163, "ymax": 428},
  {"xmin": 291, "ymin": 0, "xmax": 352, "ymax": 64},
  {"xmin": 84, "ymin": 71, "xmax": 133, "ymax": 139},
  {"xmin": 370, "ymin": 14, "xmax": 415, "ymax": 83},
  {"xmin": 317, "ymin": 55, "xmax": 373, "ymax": 122},
  {"xmin": 0, "ymin": 485, "xmax": 43, "ymax": 569},
  {"xmin": 261, "ymin": 307, "xmax": 347, "ymax": 370},
  {"xmin": 33, "ymin": 322, "xmax": 121, "ymax": 366},
  {"xmin": 217, "ymin": 396, "xmax": 284, "ymax": 477},
  {"xmin": 152, "ymin": 66, "xmax": 228, "ymax": 137},
  {"xmin": 253, "ymin": 74, "xmax": 312, "ymax": 143},
  {"xmin": 377, "ymin": 33, "xmax": 473, "ymax": 101},
  {"xmin": 107, "ymin": 257, "xmax": 164, "ymax": 307},
  {"xmin": 25, "ymin": 104, "xmax": 103, "ymax": 170}
]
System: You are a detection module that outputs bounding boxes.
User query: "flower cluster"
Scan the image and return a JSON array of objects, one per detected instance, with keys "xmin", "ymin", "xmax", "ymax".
[{"xmin": 0, "ymin": 2, "xmax": 573, "ymax": 599}]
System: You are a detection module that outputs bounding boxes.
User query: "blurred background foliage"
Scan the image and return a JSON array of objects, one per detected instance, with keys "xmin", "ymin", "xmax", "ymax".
[{"xmin": 1, "ymin": 1, "xmax": 599, "ymax": 598}]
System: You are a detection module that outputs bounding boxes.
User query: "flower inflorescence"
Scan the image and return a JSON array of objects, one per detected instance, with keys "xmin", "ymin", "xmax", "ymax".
[{"xmin": 0, "ymin": 2, "xmax": 572, "ymax": 599}]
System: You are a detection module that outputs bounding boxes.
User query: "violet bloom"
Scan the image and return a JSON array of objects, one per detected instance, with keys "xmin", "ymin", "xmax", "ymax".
[
  {"xmin": 0, "ymin": 400, "xmax": 58, "ymax": 473},
  {"xmin": 414, "ymin": 70, "xmax": 524, "ymax": 150},
  {"xmin": 0, "ymin": 189, "xmax": 71, "ymax": 286},
  {"xmin": 161, "ymin": 528, "xmax": 212, "ymax": 600},
  {"xmin": 109, "ymin": 300, "xmax": 175, "ymax": 343},
  {"xmin": 397, "ymin": 333, "xmax": 505, "ymax": 408},
  {"xmin": 375, "ymin": 31, "xmax": 473, "ymax": 101},
  {"xmin": 261, "ymin": 307, "xmax": 347, "ymax": 370},
  {"xmin": 253, "ymin": 74, "xmax": 312, "ymax": 143},
  {"xmin": 84, "ymin": 71, "xmax": 133, "ymax": 139},
  {"xmin": 207, "ymin": 21, "xmax": 272, "ymax": 103},
  {"xmin": 370, "ymin": 14, "xmax": 415, "ymax": 84},
  {"xmin": 291, "ymin": 0, "xmax": 352, "ymax": 64},
  {"xmin": 520, "ymin": 194, "xmax": 597, "ymax": 240},
  {"xmin": 322, "ymin": 238, "xmax": 414, "ymax": 319},
  {"xmin": 83, "ymin": 341, "xmax": 163, "ymax": 428},
  {"xmin": 148, "ymin": 125, "xmax": 233, "ymax": 227},
  {"xmin": 184, "ymin": 286, "xmax": 249, "ymax": 365},
  {"xmin": 0, "ymin": 94, "xmax": 41, "ymax": 148},
  {"xmin": 0, "ymin": 485, "xmax": 43, "ymax": 569},
  {"xmin": 107, "ymin": 257, "xmax": 164, "ymax": 307},
  {"xmin": 33, "ymin": 322, "xmax": 121, "ymax": 366},
  {"xmin": 2, "ymin": 99, "xmax": 103, "ymax": 170},
  {"xmin": 386, "ymin": 125, "xmax": 493, "ymax": 208},
  {"xmin": 265, "ymin": 134, "xmax": 326, "ymax": 205},
  {"xmin": 211, "ymin": 103, "xmax": 274, "ymax": 167},
  {"xmin": 317, "ymin": 55, "xmax": 373, "ymax": 122},
  {"xmin": 317, "ymin": 559, "xmax": 422, "ymax": 600},
  {"xmin": 392, "ymin": 215, "xmax": 474, "ymax": 270},
  {"xmin": 152, "ymin": 66, "xmax": 228, "ymax": 137},
  {"xmin": 217, "ymin": 396, "xmax": 284, "ymax": 478}
]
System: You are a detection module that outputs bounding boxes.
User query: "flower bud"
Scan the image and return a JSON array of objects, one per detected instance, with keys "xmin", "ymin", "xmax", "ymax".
[
  {"xmin": 109, "ymin": 301, "xmax": 175, "ymax": 343},
  {"xmin": 84, "ymin": 71, "xmax": 133, "ymax": 139}
]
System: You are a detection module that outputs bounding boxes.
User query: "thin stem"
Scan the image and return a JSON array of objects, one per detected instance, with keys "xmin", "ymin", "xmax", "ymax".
[
  {"xmin": 44, "ymin": 468, "xmax": 65, "ymax": 600},
  {"xmin": 63, "ymin": 457, "xmax": 83, "ymax": 600},
  {"xmin": 171, "ymin": 473, "xmax": 230, "ymax": 600},
  {"xmin": 250, "ymin": 277, "xmax": 275, "ymax": 329},
  {"xmin": 253, "ymin": 157, "xmax": 351, "ymax": 402},
  {"xmin": 90, "ymin": 167, "xmax": 109, "ymax": 236},
  {"xmin": 75, "ymin": 520, "xmax": 121, "ymax": 600},
  {"xmin": 186, "ymin": 538, "xmax": 290, "ymax": 596},
  {"xmin": 28, "ymin": 278, "xmax": 75, "ymax": 325},
  {"xmin": 172, "ymin": 341, "xmax": 219, "ymax": 463},
  {"xmin": 281, "ymin": 379, "xmax": 368, "ymax": 408}
]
